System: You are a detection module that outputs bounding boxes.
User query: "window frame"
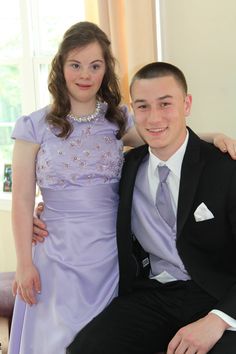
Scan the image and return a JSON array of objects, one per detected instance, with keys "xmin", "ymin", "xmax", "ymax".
[{"xmin": 0, "ymin": 0, "xmax": 86, "ymax": 203}]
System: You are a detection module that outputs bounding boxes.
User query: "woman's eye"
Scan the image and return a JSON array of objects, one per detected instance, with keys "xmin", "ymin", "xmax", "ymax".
[
  {"xmin": 71, "ymin": 63, "xmax": 80, "ymax": 69},
  {"xmin": 92, "ymin": 64, "xmax": 100, "ymax": 70}
]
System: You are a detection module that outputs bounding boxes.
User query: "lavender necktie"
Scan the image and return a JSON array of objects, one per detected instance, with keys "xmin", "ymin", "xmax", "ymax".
[{"xmin": 156, "ymin": 165, "xmax": 176, "ymax": 228}]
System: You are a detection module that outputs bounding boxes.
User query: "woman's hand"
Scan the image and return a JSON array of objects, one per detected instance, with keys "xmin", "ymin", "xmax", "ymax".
[
  {"xmin": 213, "ymin": 133, "xmax": 236, "ymax": 159},
  {"xmin": 13, "ymin": 263, "xmax": 41, "ymax": 305}
]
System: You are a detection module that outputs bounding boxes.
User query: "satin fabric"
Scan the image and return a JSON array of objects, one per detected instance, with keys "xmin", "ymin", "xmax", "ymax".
[{"xmin": 9, "ymin": 184, "xmax": 119, "ymax": 353}]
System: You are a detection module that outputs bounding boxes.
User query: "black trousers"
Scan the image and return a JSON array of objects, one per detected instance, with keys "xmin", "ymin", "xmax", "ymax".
[{"xmin": 67, "ymin": 279, "xmax": 236, "ymax": 354}]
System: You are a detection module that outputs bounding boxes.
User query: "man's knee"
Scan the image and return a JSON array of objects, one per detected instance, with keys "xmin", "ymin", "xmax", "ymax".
[
  {"xmin": 66, "ymin": 322, "xmax": 107, "ymax": 354},
  {"xmin": 208, "ymin": 331, "xmax": 236, "ymax": 354},
  {"xmin": 66, "ymin": 336, "xmax": 97, "ymax": 354}
]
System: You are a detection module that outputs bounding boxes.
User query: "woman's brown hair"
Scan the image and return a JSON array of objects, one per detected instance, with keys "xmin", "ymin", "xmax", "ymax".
[{"xmin": 46, "ymin": 21, "xmax": 126, "ymax": 139}]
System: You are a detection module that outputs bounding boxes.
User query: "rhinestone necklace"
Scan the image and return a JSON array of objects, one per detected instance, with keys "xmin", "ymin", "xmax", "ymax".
[{"xmin": 67, "ymin": 101, "xmax": 102, "ymax": 123}]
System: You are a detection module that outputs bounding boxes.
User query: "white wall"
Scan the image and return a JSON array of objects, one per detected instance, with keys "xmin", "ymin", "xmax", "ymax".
[
  {"xmin": 0, "ymin": 209, "xmax": 16, "ymax": 272},
  {"xmin": 159, "ymin": 0, "xmax": 236, "ymax": 136}
]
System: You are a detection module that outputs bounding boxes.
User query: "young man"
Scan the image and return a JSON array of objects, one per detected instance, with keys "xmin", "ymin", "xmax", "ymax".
[{"xmin": 66, "ymin": 62, "xmax": 236, "ymax": 353}]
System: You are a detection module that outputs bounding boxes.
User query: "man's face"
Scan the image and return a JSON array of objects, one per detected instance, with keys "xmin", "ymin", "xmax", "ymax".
[{"xmin": 131, "ymin": 75, "xmax": 192, "ymax": 161}]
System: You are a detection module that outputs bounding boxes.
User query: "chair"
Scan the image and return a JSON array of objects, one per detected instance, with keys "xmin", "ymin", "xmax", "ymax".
[{"xmin": 0, "ymin": 272, "xmax": 15, "ymax": 354}]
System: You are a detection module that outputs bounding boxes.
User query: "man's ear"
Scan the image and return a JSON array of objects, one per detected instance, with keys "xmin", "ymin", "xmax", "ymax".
[{"xmin": 184, "ymin": 94, "xmax": 192, "ymax": 116}]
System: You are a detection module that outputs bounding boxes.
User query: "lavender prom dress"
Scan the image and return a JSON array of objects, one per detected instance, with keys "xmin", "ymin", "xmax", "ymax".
[{"xmin": 9, "ymin": 103, "xmax": 133, "ymax": 354}]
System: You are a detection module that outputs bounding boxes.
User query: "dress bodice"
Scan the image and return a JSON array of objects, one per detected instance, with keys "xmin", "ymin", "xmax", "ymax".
[{"xmin": 12, "ymin": 103, "xmax": 134, "ymax": 189}]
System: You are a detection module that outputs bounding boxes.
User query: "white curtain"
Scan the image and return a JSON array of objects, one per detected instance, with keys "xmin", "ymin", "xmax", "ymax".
[{"xmin": 85, "ymin": 0, "xmax": 158, "ymax": 105}]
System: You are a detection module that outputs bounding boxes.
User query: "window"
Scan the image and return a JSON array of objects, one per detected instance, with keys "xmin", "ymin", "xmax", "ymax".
[{"xmin": 0, "ymin": 0, "xmax": 85, "ymax": 191}]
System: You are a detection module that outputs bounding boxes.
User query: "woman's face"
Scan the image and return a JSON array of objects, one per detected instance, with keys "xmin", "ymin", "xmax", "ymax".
[{"xmin": 63, "ymin": 41, "xmax": 106, "ymax": 107}]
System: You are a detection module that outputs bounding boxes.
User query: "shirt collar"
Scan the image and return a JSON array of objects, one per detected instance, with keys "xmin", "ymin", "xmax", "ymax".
[{"xmin": 148, "ymin": 130, "xmax": 189, "ymax": 179}]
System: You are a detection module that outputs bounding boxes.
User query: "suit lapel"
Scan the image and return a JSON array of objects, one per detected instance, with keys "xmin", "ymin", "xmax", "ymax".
[
  {"xmin": 177, "ymin": 129, "xmax": 206, "ymax": 237},
  {"xmin": 119, "ymin": 145, "xmax": 149, "ymax": 211},
  {"xmin": 117, "ymin": 145, "xmax": 149, "ymax": 293}
]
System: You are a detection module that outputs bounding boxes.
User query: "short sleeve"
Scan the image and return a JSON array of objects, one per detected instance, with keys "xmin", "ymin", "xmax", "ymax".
[
  {"xmin": 11, "ymin": 107, "xmax": 48, "ymax": 145},
  {"xmin": 120, "ymin": 105, "xmax": 134, "ymax": 132}
]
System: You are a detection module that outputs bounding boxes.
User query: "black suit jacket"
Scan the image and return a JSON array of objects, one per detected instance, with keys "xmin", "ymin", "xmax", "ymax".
[{"xmin": 117, "ymin": 128, "xmax": 236, "ymax": 318}]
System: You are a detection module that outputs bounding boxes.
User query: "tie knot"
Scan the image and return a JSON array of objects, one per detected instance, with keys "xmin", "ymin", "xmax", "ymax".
[{"xmin": 158, "ymin": 165, "xmax": 170, "ymax": 183}]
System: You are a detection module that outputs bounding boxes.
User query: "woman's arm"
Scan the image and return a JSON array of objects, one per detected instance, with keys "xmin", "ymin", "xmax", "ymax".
[
  {"xmin": 12, "ymin": 139, "xmax": 41, "ymax": 305},
  {"xmin": 122, "ymin": 126, "xmax": 144, "ymax": 148},
  {"xmin": 199, "ymin": 132, "xmax": 236, "ymax": 159}
]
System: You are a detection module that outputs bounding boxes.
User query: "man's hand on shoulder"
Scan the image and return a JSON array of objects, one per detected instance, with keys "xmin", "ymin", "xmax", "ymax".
[{"xmin": 167, "ymin": 312, "xmax": 229, "ymax": 354}]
